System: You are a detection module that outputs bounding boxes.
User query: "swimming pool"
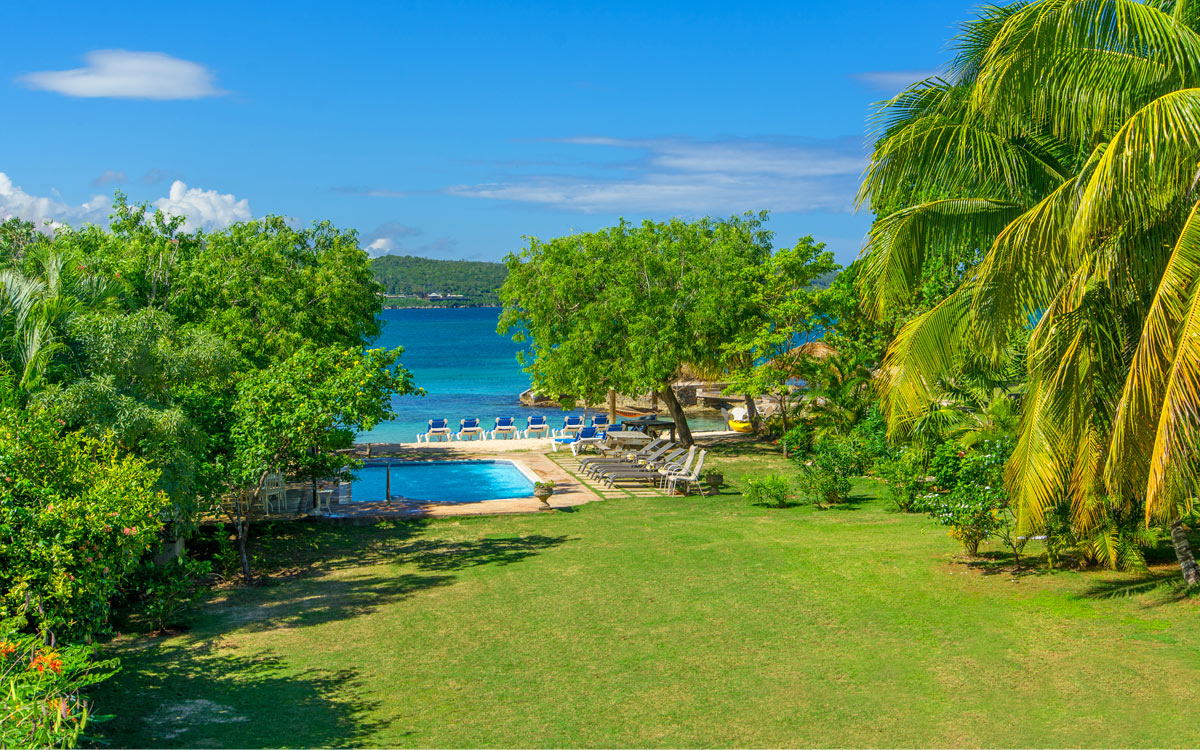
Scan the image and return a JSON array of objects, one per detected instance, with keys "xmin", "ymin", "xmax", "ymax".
[{"xmin": 350, "ymin": 460, "xmax": 537, "ymax": 504}]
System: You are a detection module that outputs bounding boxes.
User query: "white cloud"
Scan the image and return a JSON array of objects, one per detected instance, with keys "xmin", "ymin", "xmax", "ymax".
[
  {"xmin": 19, "ymin": 50, "xmax": 226, "ymax": 100},
  {"xmin": 446, "ymin": 136, "xmax": 866, "ymax": 215},
  {"xmin": 0, "ymin": 173, "xmax": 252, "ymax": 234},
  {"xmin": 850, "ymin": 69, "xmax": 941, "ymax": 93},
  {"xmin": 0, "ymin": 173, "xmax": 107, "ymax": 227},
  {"xmin": 153, "ymin": 181, "xmax": 251, "ymax": 231},
  {"xmin": 361, "ymin": 223, "xmax": 459, "ymax": 258}
]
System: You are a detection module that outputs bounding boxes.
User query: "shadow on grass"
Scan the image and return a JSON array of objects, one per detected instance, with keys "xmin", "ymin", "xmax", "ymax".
[
  {"xmin": 963, "ymin": 552, "xmax": 1052, "ymax": 578},
  {"xmin": 194, "ymin": 518, "xmax": 432, "ymax": 579},
  {"xmin": 92, "ymin": 646, "xmax": 393, "ymax": 748},
  {"xmin": 391, "ymin": 534, "xmax": 572, "ymax": 572},
  {"xmin": 823, "ymin": 493, "xmax": 872, "ymax": 512},
  {"xmin": 209, "ymin": 572, "xmax": 454, "ymax": 634},
  {"xmin": 1077, "ymin": 569, "xmax": 1195, "ymax": 603},
  {"xmin": 703, "ymin": 437, "xmax": 778, "ymax": 458},
  {"xmin": 198, "ymin": 534, "xmax": 571, "ymax": 632}
]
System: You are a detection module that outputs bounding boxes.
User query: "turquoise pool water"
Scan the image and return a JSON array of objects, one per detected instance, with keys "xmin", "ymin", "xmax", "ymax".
[{"xmin": 351, "ymin": 460, "xmax": 535, "ymax": 503}]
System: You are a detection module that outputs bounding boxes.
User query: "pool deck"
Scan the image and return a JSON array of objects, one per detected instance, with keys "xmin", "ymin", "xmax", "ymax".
[{"xmin": 328, "ymin": 430, "xmax": 740, "ymax": 522}]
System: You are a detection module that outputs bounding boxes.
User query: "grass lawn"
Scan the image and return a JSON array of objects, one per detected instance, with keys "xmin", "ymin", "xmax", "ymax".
[{"xmin": 93, "ymin": 443, "xmax": 1200, "ymax": 748}]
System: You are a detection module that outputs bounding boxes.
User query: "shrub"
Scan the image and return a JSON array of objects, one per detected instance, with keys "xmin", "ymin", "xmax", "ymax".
[
  {"xmin": 849, "ymin": 405, "xmax": 892, "ymax": 474},
  {"xmin": 742, "ymin": 474, "xmax": 793, "ymax": 508},
  {"xmin": 928, "ymin": 440, "xmax": 964, "ymax": 492},
  {"xmin": 877, "ymin": 449, "xmax": 936, "ymax": 513},
  {"xmin": 794, "ymin": 438, "xmax": 855, "ymax": 506},
  {"xmin": 0, "ymin": 408, "xmax": 171, "ymax": 639},
  {"xmin": 0, "ymin": 617, "xmax": 119, "ymax": 749},
  {"xmin": 926, "ymin": 441, "xmax": 1014, "ymax": 557},
  {"xmin": 781, "ymin": 423, "xmax": 814, "ymax": 458},
  {"xmin": 131, "ymin": 557, "xmax": 212, "ymax": 633}
]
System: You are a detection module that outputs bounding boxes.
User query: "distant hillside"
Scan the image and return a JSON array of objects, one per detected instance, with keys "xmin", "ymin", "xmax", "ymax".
[{"xmin": 370, "ymin": 255, "xmax": 507, "ymax": 306}]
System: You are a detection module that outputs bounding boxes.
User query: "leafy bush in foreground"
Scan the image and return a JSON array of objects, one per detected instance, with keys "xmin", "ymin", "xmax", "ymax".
[
  {"xmin": 0, "ymin": 407, "xmax": 169, "ymax": 639},
  {"xmin": 0, "ymin": 618, "xmax": 119, "ymax": 749}
]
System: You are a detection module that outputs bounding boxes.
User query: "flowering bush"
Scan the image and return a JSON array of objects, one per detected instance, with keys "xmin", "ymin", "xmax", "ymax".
[
  {"xmin": 0, "ymin": 407, "xmax": 170, "ymax": 639},
  {"xmin": 0, "ymin": 617, "xmax": 119, "ymax": 749},
  {"xmin": 926, "ymin": 441, "xmax": 1014, "ymax": 556}
]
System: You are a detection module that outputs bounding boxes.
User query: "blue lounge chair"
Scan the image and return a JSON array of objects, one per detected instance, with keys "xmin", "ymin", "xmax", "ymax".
[
  {"xmin": 419, "ymin": 418, "xmax": 451, "ymax": 442},
  {"xmin": 552, "ymin": 425, "xmax": 600, "ymax": 453},
  {"xmin": 591, "ymin": 414, "xmax": 610, "ymax": 434},
  {"xmin": 454, "ymin": 418, "xmax": 484, "ymax": 441},
  {"xmin": 557, "ymin": 415, "xmax": 584, "ymax": 437},
  {"xmin": 490, "ymin": 416, "xmax": 518, "ymax": 440},
  {"xmin": 525, "ymin": 415, "xmax": 550, "ymax": 438}
]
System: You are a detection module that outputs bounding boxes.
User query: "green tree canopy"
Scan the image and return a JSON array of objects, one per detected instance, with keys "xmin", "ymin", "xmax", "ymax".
[
  {"xmin": 724, "ymin": 236, "xmax": 838, "ymax": 451},
  {"xmin": 499, "ymin": 213, "xmax": 775, "ymax": 445}
]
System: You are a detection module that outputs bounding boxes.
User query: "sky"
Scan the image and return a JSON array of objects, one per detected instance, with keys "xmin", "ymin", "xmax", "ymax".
[{"xmin": 0, "ymin": 0, "xmax": 978, "ymax": 265}]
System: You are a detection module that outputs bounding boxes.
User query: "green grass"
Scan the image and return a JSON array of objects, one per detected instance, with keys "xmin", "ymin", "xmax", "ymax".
[{"xmin": 93, "ymin": 444, "xmax": 1200, "ymax": 748}]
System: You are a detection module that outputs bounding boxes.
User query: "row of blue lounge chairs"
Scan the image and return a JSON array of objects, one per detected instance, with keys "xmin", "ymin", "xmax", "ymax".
[{"xmin": 417, "ymin": 414, "xmax": 614, "ymax": 442}]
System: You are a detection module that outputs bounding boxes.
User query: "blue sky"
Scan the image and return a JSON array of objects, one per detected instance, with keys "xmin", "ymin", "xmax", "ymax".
[{"xmin": 1, "ymin": 0, "xmax": 976, "ymax": 265}]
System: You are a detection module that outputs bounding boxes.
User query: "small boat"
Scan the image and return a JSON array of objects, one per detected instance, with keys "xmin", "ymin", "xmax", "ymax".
[{"xmin": 726, "ymin": 406, "xmax": 754, "ymax": 433}]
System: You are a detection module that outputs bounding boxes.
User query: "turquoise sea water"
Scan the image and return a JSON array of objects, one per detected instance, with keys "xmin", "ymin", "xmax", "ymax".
[{"xmin": 356, "ymin": 307, "xmax": 723, "ymax": 444}]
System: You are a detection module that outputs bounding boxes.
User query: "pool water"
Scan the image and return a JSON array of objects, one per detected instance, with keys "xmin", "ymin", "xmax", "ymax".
[{"xmin": 351, "ymin": 460, "xmax": 536, "ymax": 503}]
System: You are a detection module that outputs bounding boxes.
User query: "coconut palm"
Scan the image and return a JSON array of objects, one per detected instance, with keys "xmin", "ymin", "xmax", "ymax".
[{"xmin": 858, "ymin": 0, "xmax": 1200, "ymax": 584}]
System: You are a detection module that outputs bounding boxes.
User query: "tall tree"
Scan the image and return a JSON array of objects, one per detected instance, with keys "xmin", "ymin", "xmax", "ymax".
[
  {"xmin": 499, "ymin": 214, "xmax": 773, "ymax": 445},
  {"xmin": 724, "ymin": 236, "xmax": 838, "ymax": 454}
]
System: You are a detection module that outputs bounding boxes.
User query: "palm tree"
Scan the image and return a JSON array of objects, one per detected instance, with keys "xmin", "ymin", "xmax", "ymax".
[
  {"xmin": 858, "ymin": 0, "xmax": 1200, "ymax": 584},
  {"xmin": 0, "ymin": 249, "xmax": 116, "ymax": 394}
]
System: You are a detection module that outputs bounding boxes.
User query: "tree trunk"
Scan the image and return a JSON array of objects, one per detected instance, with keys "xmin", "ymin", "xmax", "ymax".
[
  {"xmin": 608, "ymin": 389, "xmax": 617, "ymax": 424},
  {"xmin": 237, "ymin": 519, "xmax": 253, "ymax": 584},
  {"xmin": 780, "ymin": 392, "xmax": 789, "ymax": 459},
  {"xmin": 1171, "ymin": 521, "xmax": 1200, "ymax": 587},
  {"xmin": 743, "ymin": 393, "xmax": 758, "ymax": 423},
  {"xmin": 233, "ymin": 494, "xmax": 254, "ymax": 584},
  {"xmin": 657, "ymin": 387, "xmax": 694, "ymax": 446}
]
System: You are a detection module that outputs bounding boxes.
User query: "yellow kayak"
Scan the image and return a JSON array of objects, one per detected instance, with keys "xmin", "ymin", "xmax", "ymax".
[{"xmin": 728, "ymin": 420, "xmax": 754, "ymax": 433}]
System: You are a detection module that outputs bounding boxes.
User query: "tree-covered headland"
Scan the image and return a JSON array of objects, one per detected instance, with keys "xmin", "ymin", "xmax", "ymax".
[{"xmin": 371, "ymin": 254, "xmax": 507, "ymax": 306}]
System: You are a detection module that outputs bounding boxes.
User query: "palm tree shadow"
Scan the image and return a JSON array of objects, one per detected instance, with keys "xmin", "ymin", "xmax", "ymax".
[
  {"xmin": 92, "ymin": 646, "xmax": 395, "ymax": 748},
  {"xmin": 1077, "ymin": 569, "xmax": 1193, "ymax": 604}
]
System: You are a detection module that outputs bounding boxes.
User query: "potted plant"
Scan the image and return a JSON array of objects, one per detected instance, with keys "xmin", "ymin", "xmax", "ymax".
[
  {"xmin": 533, "ymin": 480, "xmax": 556, "ymax": 505},
  {"xmin": 705, "ymin": 469, "xmax": 724, "ymax": 490}
]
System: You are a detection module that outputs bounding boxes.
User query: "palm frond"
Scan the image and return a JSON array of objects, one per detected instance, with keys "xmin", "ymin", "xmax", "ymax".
[
  {"xmin": 877, "ymin": 289, "xmax": 973, "ymax": 437},
  {"xmin": 858, "ymin": 198, "xmax": 1023, "ymax": 319}
]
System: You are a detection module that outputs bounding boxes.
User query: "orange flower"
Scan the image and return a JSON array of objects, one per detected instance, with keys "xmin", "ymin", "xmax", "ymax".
[
  {"xmin": 0, "ymin": 641, "xmax": 16, "ymax": 657},
  {"xmin": 29, "ymin": 651, "xmax": 63, "ymax": 674}
]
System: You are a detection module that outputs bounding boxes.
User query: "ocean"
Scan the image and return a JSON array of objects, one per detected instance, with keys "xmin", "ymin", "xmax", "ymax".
[{"xmin": 356, "ymin": 307, "xmax": 724, "ymax": 444}]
